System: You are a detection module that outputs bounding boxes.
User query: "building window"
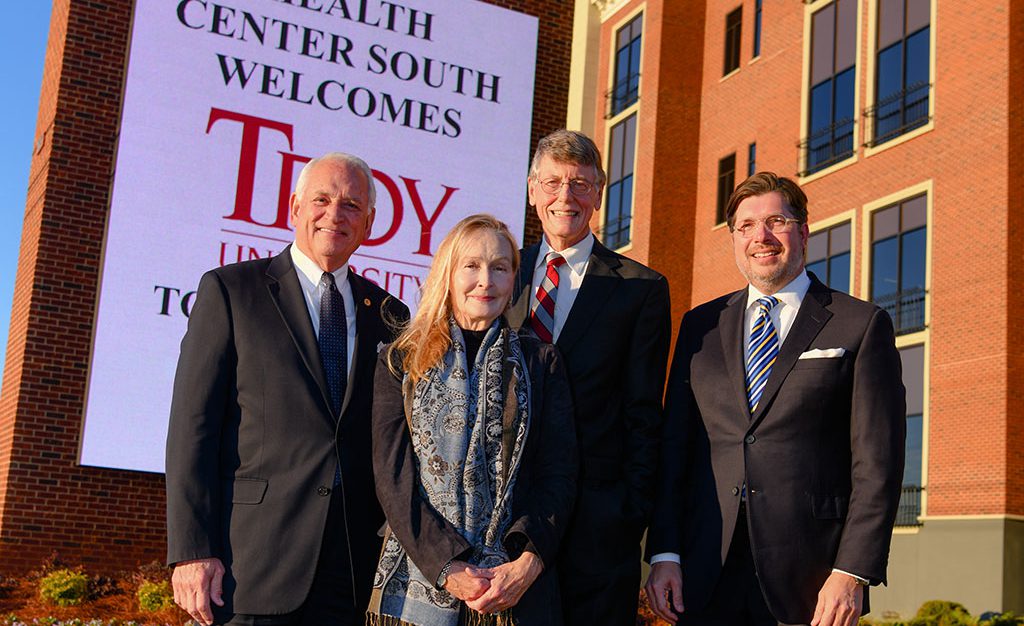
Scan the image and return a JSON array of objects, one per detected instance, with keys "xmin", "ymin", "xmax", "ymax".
[
  {"xmin": 747, "ymin": 142, "xmax": 757, "ymax": 176},
  {"xmin": 801, "ymin": 0, "xmax": 856, "ymax": 175},
  {"xmin": 753, "ymin": 0, "xmax": 762, "ymax": 58},
  {"xmin": 867, "ymin": 0, "xmax": 931, "ymax": 145},
  {"xmin": 896, "ymin": 343, "xmax": 925, "ymax": 526},
  {"xmin": 716, "ymin": 153, "xmax": 736, "ymax": 225},
  {"xmin": 806, "ymin": 221, "xmax": 851, "ymax": 293},
  {"xmin": 871, "ymin": 193, "xmax": 926, "ymax": 335},
  {"xmin": 724, "ymin": 7, "xmax": 742, "ymax": 75},
  {"xmin": 610, "ymin": 13, "xmax": 642, "ymax": 117},
  {"xmin": 604, "ymin": 114, "xmax": 637, "ymax": 249}
]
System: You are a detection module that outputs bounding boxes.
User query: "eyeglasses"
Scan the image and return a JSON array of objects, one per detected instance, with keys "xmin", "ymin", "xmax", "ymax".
[
  {"xmin": 536, "ymin": 177, "xmax": 597, "ymax": 197},
  {"xmin": 732, "ymin": 215, "xmax": 803, "ymax": 237}
]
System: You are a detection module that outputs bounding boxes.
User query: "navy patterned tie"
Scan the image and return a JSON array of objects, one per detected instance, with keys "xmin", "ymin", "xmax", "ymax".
[
  {"xmin": 318, "ymin": 272, "xmax": 348, "ymax": 418},
  {"xmin": 745, "ymin": 296, "xmax": 780, "ymax": 413}
]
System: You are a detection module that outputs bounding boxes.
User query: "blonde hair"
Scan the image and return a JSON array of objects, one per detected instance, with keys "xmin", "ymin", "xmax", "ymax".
[{"xmin": 389, "ymin": 214, "xmax": 520, "ymax": 383}]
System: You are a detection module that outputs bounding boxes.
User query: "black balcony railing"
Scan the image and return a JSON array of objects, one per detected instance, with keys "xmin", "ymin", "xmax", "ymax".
[
  {"xmin": 872, "ymin": 287, "xmax": 927, "ymax": 335},
  {"xmin": 606, "ymin": 74, "xmax": 640, "ymax": 118},
  {"xmin": 798, "ymin": 118, "xmax": 855, "ymax": 176},
  {"xmin": 895, "ymin": 485, "xmax": 923, "ymax": 527},
  {"xmin": 864, "ymin": 82, "xmax": 931, "ymax": 147},
  {"xmin": 600, "ymin": 213, "xmax": 632, "ymax": 250}
]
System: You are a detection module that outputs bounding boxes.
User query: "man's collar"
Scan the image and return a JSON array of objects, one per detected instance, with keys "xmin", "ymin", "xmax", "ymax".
[
  {"xmin": 536, "ymin": 232, "xmax": 595, "ymax": 277},
  {"xmin": 746, "ymin": 270, "xmax": 811, "ymax": 311},
  {"xmin": 289, "ymin": 244, "xmax": 349, "ymax": 286}
]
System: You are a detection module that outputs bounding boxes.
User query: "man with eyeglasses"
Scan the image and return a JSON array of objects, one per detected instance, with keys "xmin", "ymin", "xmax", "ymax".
[
  {"xmin": 507, "ymin": 129, "xmax": 671, "ymax": 625},
  {"xmin": 644, "ymin": 172, "xmax": 905, "ymax": 626}
]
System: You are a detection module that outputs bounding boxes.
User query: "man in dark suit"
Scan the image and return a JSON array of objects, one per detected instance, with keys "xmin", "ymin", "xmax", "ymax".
[
  {"xmin": 644, "ymin": 172, "xmax": 905, "ymax": 626},
  {"xmin": 166, "ymin": 152, "xmax": 408, "ymax": 625},
  {"xmin": 507, "ymin": 129, "xmax": 672, "ymax": 625}
]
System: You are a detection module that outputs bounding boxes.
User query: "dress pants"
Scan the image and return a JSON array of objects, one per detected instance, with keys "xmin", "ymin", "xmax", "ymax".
[
  {"xmin": 222, "ymin": 488, "xmax": 358, "ymax": 626},
  {"xmin": 680, "ymin": 504, "xmax": 799, "ymax": 626}
]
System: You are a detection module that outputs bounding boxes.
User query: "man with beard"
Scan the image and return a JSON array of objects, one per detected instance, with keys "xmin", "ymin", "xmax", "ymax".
[{"xmin": 645, "ymin": 172, "xmax": 905, "ymax": 626}]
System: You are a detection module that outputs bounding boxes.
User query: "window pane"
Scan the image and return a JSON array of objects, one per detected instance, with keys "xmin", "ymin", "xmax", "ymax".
[
  {"xmin": 872, "ymin": 237, "xmax": 899, "ymax": 299},
  {"xmin": 725, "ymin": 8, "xmax": 742, "ymax": 74},
  {"xmin": 905, "ymin": 27, "xmax": 930, "ymax": 87},
  {"xmin": 622, "ymin": 115, "xmax": 637, "ymax": 178},
  {"xmin": 606, "ymin": 181, "xmax": 622, "ymax": 229},
  {"xmin": 901, "ymin": 227, "xmax": 927, "ymax": 291},
  {"xmin": 808, "ymin": 231, "xmax": 828, "ymax": 263},
  {"xmin": 906, "ymin": 0, "xmax": 930, "ymax": 33},
  {"xmin": 834, "ymin": 68, "xmax": 856, "ymax": 157},
  {"xmin": 878, "ymin": 0, "xmax": 904, "ymax": 50},
  {"xmin": 835, "ymin": 0, "xmax": 856, "ymax": 73},
  {"xmin": 810, "ymin": 80, "xmax": 834, "ymax": 134},
  {"xmin": 753, "ymin": 0, "xmax": 762, "ymax": 57},
  {"xmin": 830, "ymin": 221, "xmax": 852, "ymax": 254},
  {"xmin": 807, "ymin": 260, "xmax": 828, "ymax": 283},
  {"xmin": 609, "ymin": 122, "xmax": 624, "ymax": 182},
  {"xmin": 900, "ymin": 344, "xmax": 925, "ymax": 414},
  {"xmin": 877, "ymin": 42, "xmax": 903, "ymax": 100},
  {"xmin": 811, "ymin": 4, "xmax": 836, "ymax": 85},
  {"xmin": 873, "ymin": 205, "xmax": 899, "ymax": 240},
  {"xmin": 902, "ymin": 195, "xmax": 927, "ymax": 230},
  {"xmin": 829, "ymin": 252, "xmax": 851, "ymax": 293}
]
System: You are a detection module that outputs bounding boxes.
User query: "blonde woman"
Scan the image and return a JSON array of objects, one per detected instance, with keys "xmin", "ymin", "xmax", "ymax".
[{"xmin": 368, "ymin": 214, "xmax": 577, "ymax": 626}]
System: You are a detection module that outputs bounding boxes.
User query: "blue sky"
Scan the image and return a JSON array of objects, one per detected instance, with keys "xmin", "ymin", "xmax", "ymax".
[{"xmin": 0, "ymin": 4, "xmax": 52, "ymax": 372}]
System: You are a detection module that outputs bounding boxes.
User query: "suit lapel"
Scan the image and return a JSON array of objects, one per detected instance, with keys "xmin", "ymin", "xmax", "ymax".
[
  {"xmin": 749, "ymin": 279, "xmax": 833, "ymax": 428},
  {"xmin": 720, "ymin": 288, "xmax": 751, "ymax": 421},
  {"xmin": 343, "ymin": 271, "xmax": 379, "ymax": 418},
  {"xmin": 509, "ymin": 244, "xmax": 539, "ymax": 328},
  {"xmin": 265, "ymin": 247, "xmax": 333, "ymax": 416},
  {"xmin": 556, "ymin": 241, "xmax": 622, "ymax": 356}
]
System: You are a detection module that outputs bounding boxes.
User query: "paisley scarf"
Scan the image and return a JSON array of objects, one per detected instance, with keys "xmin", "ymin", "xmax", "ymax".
[{"xmin": 368, "ymin": 319, "xmax": 531, "ymax": 626}]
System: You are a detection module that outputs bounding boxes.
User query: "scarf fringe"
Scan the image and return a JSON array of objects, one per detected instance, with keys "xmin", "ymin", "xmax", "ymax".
[{"xmin": 365, "ymin": 608, "xmax": 514, "ymax": 626}]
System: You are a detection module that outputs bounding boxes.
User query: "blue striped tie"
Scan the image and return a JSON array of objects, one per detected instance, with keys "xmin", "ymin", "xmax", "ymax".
[{"xmin": 745, "ymin": 296, "xmax": 780, "ymax": 413}]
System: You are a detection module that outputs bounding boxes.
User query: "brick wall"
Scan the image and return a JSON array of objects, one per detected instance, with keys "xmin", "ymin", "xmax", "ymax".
[{"xmin": 0, "ymin": 0, "xmax": 573, "ymax": 575}]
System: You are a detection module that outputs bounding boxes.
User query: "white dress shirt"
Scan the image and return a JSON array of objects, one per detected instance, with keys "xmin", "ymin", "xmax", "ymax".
[
  {"xmin": 290, "ymin": 245, "xmax": 357, "ymax": 386},
  {"xmin": 529, "ymin": 233, "xmax": 594, "ymax": 343},
  {"xmin": 651, "ymin": 271, "xmax": 867, "ymax": 583}
]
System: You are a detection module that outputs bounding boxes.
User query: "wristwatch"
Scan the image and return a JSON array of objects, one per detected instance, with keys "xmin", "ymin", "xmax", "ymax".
[{"xmin": 437, "ymin": 560, "xmax": 453, "ymax": 588}]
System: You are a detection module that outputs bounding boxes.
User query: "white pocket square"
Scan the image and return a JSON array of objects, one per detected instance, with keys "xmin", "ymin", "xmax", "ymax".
[{"xmin": 798, "ymin": 347, "xmax": 846, "ymax": 359}]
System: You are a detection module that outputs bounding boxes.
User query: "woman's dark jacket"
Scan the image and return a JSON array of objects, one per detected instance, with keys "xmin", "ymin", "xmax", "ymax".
[{"xmin": 371, "ymin": 328, "xmax": 578, "ymax": 625}]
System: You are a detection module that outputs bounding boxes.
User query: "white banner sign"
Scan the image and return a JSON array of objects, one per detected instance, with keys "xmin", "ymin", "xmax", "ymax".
[{"xmin": 80, "ymin": 0, "xmax": 538, "ymax": 472}]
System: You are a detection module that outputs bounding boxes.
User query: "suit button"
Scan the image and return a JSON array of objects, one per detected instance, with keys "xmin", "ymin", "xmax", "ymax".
[
  {"xmin": 317, "ymin": 486, "xmax": 331, "ymax": 496},
  {"xmin": 731, "ymin": 486, "xmax": 740, "ymax": 496},
  {"xmin": 745, "ymin": 434, "xmax": 756, "ymax": 444}
]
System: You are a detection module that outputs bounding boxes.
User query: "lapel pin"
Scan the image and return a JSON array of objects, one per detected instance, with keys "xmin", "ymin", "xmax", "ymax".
[{"xmin": 363, "ymin": 297, "xmax": 372, "ymax": 306}]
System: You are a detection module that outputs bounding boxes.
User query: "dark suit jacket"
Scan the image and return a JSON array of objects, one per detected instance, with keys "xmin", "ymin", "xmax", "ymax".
[
  {"xmin": 647, "ymin": 274, "xmax": 906, "ymax": 624},
  {"xmin": 508, "ymin": 240, "xmax": 671, "ymax": 580},
  {"xmin": 165, "ymin": 246, "xmax": 409, "ymax": 616},
  {"xmin": 371, "ymin": 329, "xmax": 578, "ymax": 626}
]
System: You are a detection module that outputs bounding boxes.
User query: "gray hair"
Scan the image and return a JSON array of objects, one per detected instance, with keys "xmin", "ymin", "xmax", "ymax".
[
  {"xmin": 295, "ymin": 152, "xmax": 377, "ymax": 207},
  {"xmin": 528, "ymin": 129, "xmax": 606, "ymax": 186}
]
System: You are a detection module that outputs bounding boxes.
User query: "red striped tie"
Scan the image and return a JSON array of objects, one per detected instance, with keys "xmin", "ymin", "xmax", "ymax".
[{"xmin": 530, "ymin": 252, "xmax": 566, "ymax": 343}]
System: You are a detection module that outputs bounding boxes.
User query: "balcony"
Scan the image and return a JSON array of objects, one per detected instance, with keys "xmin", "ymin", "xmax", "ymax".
[
  {"xmin": 798, "ymin": 118, "xmax": 855, "ymax": 177},
  {"xmin": 605, "ymin": 74, "xmax": 640, "ymax": 118},
  {"xmin": 895, "ymin": 485, "xmax": 923, "ymax": 527},
  {"xmin": 599, "ymin": 212, "xmax": 632, "ymax": 251},
  {"xmin": 872, "ymin": 287, "xmax": 927, "ymax": 335},
  {"xmin": 864, "ymin": 82, "xmax": 931, "ymax": 147}
]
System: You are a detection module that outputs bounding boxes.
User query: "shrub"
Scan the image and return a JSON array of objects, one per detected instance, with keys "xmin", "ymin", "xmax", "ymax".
[
  {"xmin": 38, "ymin": 568, "xmax": 90, "ymax": 607},
  {"xmin": 910, "ymin": 600, "xmax": 976, "ymax": 626},
  {"xmin": 136, "ymin": 579, "xmax": 174, "ymax": 612},
  {"xmin": 980, "ymin": 613, "xmax": 1023, "ymax": 626}
]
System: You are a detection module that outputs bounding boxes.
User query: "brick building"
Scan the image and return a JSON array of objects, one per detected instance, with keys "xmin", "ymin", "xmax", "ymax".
[
  {"xmin": 0, "ymin": 0, "xmax": 573, "ymax": 573},
  {"xmin": 569, "ymin": 0, "xmax": 1022, "ymax": 617}
]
